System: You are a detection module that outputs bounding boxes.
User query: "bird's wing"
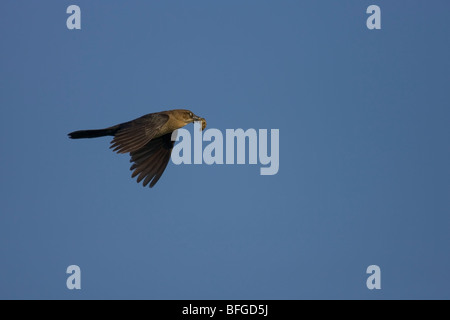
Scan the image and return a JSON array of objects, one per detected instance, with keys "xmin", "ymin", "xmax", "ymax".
[
  {"xmin": 129, "ymin": 133, "xmax": 174, "ymax": 188},
  {"xmin": 110, "ymin": 113, "xmax": 169, "ymax": 154}
]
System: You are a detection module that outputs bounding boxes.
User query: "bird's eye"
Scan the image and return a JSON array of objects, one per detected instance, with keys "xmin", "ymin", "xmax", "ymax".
[{"xmin": 189, "ymin": 112, "xmax": 193, "ymax": 117}]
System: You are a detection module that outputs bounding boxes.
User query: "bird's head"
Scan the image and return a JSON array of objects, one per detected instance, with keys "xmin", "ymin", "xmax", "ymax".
[
  {"xmin": 172, "ymin": 109, "xmax": 207, "ymax": 130},
  {"xmin": 176, "ymin": 109, "xmax": 202, "ymax": 123}
]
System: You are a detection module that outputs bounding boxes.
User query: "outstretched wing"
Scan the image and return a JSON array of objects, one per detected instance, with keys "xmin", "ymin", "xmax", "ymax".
[
  {"xmin": 110, "ymin": 113, "xmax": 169, "ymax": 154},
  {"xmin": 129, "ymin": 133, "xmax": 174, "ymax": 188}
]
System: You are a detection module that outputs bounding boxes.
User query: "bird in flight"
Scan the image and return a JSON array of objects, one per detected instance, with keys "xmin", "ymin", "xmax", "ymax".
[{"xmin": 68, "ymin": 109, "xmax": 206, "ymax": 188}]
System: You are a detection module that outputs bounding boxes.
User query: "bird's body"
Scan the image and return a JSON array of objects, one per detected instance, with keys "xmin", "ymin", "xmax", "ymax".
[{"xmin": 68, "ymin": 109, "xmax": 206, "ymax": 188}]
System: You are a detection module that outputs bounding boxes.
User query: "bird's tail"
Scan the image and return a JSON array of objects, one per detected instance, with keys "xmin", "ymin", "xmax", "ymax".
[{"xmin": 68, "ymin": 126, "xmax": 119, "ymax": 139}]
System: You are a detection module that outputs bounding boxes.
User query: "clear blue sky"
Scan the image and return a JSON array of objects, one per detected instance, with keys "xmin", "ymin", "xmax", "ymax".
[{"xmin": 1, "ymin": 0, "xmax": 449, "ymax": 299}]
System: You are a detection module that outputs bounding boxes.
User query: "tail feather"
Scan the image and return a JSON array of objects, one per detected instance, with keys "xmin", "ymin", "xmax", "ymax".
[{"xmin": 68, "ymin": 127, "xmax": 118, "ymax": 139}]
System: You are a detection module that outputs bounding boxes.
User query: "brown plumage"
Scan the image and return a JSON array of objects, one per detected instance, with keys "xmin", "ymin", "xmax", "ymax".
[{"xmin": 68, "ymin": 109, "xmax": 206, "ymax": 188}]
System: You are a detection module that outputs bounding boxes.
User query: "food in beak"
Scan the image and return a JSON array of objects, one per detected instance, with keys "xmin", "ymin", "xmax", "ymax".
[{"xmin": 200, "ymin": 117, "xmax": 207, "ymax": 131}]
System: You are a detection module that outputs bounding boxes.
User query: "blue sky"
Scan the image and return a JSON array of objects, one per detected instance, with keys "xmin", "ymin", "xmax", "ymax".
[{"xmin": 1, "ymin": 0, "xmax": 449, "ymax": 299}]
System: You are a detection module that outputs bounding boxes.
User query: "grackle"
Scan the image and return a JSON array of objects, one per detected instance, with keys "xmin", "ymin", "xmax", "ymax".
[{"xmin": 68, "ymin": 109, "xmax": 206, "ymax": 188}]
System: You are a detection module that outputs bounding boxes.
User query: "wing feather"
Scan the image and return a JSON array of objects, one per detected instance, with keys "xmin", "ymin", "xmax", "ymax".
[
  {"xmin": 129, "ymin": 133, "xmax": 174, "ymax": 187},
  {"xmin": 110, "ymin": 113, "xmax": 169, "ymax": 154}
]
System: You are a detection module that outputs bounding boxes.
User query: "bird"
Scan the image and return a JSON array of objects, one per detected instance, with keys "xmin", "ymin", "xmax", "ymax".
[{"xmin": 68, "ymin": 109, "xmax": 206, "ymax": 188}]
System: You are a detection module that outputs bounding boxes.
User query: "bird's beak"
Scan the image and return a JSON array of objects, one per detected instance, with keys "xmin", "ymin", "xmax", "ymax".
[{"xmin": 191, "ymin": 114, "xmax": 206, "ymax": 131}]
